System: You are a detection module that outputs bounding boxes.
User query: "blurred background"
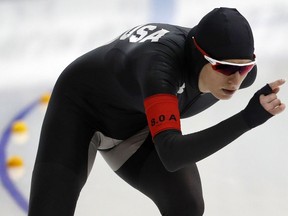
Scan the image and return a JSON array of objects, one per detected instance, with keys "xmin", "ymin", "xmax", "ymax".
[{"xmin": 0, "ymin": 0, "xmax": 287, "ymax": 215}]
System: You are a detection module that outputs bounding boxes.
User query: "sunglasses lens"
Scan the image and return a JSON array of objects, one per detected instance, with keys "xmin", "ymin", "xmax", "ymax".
[{"xmin": 213, "ymin": 64, "xmax": 254, "ymax": 76}]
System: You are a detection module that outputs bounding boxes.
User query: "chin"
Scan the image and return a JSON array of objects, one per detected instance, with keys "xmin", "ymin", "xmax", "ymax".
[
  {"xmin": 213, "ymin": 91, "xmax": 235, "ymax": 100},
  {"xmin": 220, "ymin": 95, "xmax": 234, "ymax": 100},
  {"xmin": 215, "ymin": 95, "xmax": 232, "ymax": 100}
]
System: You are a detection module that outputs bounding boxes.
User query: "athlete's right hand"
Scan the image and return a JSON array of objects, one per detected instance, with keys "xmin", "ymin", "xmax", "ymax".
[{"xmin": 241, "ymin": 79, "xmax": 286, "ymax": 128}]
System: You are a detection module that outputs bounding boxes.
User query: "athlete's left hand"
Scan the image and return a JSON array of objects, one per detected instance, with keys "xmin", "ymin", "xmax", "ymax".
[
  {"xmin": 260, "ymin": 79, "xmax": 286, "ymax": 115},
  {"xmin": 241, "ymin": 78, "xmax": 285, "ymax": 129}
]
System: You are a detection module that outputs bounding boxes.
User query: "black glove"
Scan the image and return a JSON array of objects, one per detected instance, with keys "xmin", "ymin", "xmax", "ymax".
[{"xmin": 241, "ymin": 84, "xmax": 274, "ymax": 128}]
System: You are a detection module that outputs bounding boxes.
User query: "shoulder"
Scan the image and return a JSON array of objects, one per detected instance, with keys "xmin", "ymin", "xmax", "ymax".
[
  {"xmin": 104, "ymin": 24, "xmax": 191, "ymax": 97},
  {"xmin": 102, "ymin": 24, "xmax": 190, "ymax": 67}
]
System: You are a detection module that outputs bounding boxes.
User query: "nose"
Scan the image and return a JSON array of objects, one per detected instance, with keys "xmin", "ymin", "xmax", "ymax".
[{"xmin": 228, "ymin": 71, "xmax": 242, "ymax": 86}]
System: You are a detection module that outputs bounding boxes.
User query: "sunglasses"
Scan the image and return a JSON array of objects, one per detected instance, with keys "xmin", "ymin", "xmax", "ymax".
[{"xmin": 192, "ymin": 37, "xmax": 256, "ymax": 76}]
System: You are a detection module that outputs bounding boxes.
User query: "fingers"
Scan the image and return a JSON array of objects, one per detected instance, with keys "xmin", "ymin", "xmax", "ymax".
[
  {"xmin": 260, "ymin": 93, "xmax": 286, "ymax": 115},
  {"xmin": 268, "ymin": 103, "xmax": 286, "ymax": 115},
  {"xmin": 259, "ymin": 78, "xmax": 286, "ymax": 115},
  {"xmin": 269, "ymin": 78, "xmax": 286, "ymax": 91}
]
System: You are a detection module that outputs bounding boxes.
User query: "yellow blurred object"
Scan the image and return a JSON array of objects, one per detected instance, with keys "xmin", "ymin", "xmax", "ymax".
[
  {"xmin": 11, "ymin": 121, "xmax": 28, "ymax": 133},
  {"xmin": 7, "ymin": 156, "xmax": 25, "ymax": 180},
  {"xmin": 6, "ymin": 156, "xmax": 24, "ymax": 167},
  {"xmin": 40, "ymin": 92, "xmax": 51, "ymax": 104}
]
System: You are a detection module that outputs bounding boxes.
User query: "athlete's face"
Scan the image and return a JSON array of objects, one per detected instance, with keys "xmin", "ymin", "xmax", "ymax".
[{"xmin": 198, "ymin": 59, "xmax": 251, "ymax": 100}]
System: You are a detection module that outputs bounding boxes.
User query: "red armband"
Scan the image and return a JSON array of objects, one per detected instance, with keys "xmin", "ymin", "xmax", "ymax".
[{"xmin": 144, "ymin": 94, "xmax": 181, "ymax": 138}]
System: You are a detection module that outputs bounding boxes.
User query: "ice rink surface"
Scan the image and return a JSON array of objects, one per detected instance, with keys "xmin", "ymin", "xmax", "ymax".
[{"xmin": 0, "ymin": 0, "xmax": 287, "ymax": 215}]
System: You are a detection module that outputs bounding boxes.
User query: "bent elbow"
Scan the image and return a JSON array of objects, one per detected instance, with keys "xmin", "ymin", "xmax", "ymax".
[
  {"xmin": 153, "ymin": 130, "xmax": 184, "ymax": 172},
  {"xmin": 155, "ymin": 146, "xmax": 183, "ymax": 172},
  {"xmin": 161, "ymin": 159, "xmax": 181, "ymax": 172}
]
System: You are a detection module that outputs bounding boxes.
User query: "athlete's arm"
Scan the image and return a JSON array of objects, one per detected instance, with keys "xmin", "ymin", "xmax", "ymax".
[
  {"xmin": 153, "ymin": 112, "xmax": 249, "ymax": 172},
  {"xmin": 145, "ymin": 80, "xmax": 285, "ymax": 172}
]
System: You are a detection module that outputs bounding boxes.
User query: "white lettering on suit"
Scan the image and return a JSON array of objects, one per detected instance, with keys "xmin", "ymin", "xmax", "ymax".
[{"xmin": 120, "ymin": 25, "xmax": 169, "ymax": 43}]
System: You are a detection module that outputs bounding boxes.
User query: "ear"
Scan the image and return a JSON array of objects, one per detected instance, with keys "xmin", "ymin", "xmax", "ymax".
[{"xmin": 240, "ymin": 65, "xmax": 257, "ymax": 89}]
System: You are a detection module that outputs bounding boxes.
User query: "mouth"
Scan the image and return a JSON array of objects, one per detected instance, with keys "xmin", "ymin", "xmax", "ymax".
[{"xmin": 222, "ymin": 88, "xmax": 236, "ymax": 96}]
